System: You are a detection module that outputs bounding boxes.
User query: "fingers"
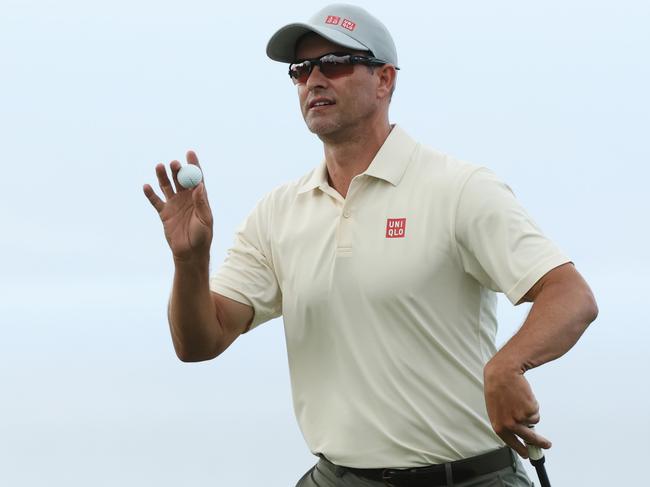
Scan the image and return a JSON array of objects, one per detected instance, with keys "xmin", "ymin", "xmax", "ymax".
[
  {"xmin": 499, "ymin": 430, "xmax": 529, "ymax": 458},
  {"xmin": 192, "ymin": 182, "xmax": 213, "ymax": 227},
  {"xmin": 499, "ymin": 424, "xmax": 552, "ymax": 459},
  {"xmin": 515, "ymin": 423, "xmax": 552, "ymax": 449},
  {"xmin": 525, "ymin": 411, "xmax": 541, "ymax": 425},
  {"xmin": 143, "ymin": 184, "xmax": 165, "ymax": 213},
  {"xmin": 155, "ymin": 163, "xmax": 176, "ymax": 199},
  {"xmin": 145, "ymin": 152, "xmax": 203, "ymax": 210},
  {"xmin": 186, "ymin": 150, "xmax": 201, "ymax": 168},
  {"xmin": 170, "ymin": 160, "xmax": 185, "ymax": 193}
]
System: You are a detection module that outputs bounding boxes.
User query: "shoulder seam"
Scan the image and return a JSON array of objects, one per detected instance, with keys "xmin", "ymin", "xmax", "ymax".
[{"xmin": 450, "ymin": 165, "xmax": 488, "ymax": 269}]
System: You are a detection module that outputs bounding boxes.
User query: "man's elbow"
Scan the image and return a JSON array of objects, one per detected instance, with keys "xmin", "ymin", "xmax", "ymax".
[
  {"xmin": 175, "ymin": 349, "xmax": 220, "ymax": 363},
  {"xmin": 566, "ymin": 277, "xmax": 598, "ymax": 329},
  {"xmin": 173, "ymin": 340, "xmax": 222, "ymax": 363},
  {"xmin": 581, "ymin": 288, "xmax": 599, "ymax": 325},
  {"xmin": 557, "ymin": 264, "xmax": 599, "ymax": 325},
  {"xmin": 177, "ymin": 355, "xmax": 215, "ymax": 363}
]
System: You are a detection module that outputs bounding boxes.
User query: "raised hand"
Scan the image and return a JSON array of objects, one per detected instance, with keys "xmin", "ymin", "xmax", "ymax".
[{"xmin": 143, "ymin": 151, "xmax": 213, "ymax": 263}]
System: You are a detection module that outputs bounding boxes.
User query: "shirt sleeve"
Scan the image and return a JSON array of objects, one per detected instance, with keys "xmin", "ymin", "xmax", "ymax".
[
  {"xmin": 454, "ymin": 167, "xmax": 571, "ymax": 305},
  {"xmin": 209, "ymin": 195, "xmax": 282, "ymax": 331}
]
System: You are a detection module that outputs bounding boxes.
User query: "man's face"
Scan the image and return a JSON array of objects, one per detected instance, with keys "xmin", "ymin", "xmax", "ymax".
[{"xmin": 293, "ymin": 34, "xmax": 382, "ymax": 139}]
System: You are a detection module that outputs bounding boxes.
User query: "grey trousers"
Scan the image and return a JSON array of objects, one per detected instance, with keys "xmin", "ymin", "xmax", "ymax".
[{"xmin": 295, "ymin": 454, "xmax": 534, "ymax": 487}]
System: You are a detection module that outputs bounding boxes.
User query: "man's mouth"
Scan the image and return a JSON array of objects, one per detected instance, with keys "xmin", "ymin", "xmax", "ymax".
[{"xmin": 308, "ymin": 98, "xmax": 336, "ymax": 110}]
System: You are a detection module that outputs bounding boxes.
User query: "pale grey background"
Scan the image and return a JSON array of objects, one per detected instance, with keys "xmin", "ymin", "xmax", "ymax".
[{"xmin": 1, "ymin": 0, "xmax": 648, "ymax": 485}]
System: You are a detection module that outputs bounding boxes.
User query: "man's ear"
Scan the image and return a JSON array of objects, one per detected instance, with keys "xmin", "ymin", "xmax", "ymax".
[{"xmin": 376, "ymin": 64, "xmax": 397, "ymax": 100}]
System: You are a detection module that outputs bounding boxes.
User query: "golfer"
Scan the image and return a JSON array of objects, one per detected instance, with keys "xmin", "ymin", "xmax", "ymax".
[{"xmin": 143, "ymin": 4, "xmax": 598, "ymax": 486}]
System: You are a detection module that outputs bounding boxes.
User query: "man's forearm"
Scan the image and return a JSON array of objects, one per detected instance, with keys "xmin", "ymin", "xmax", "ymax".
[
  {"xmin": 168, "ymin": 257, "xmax": 222, "ymax": 362},
  {"xmin": 482, "ymin": 265, "xmax": 598, "ymax": 454},
  {"xmin": 489, "ymin": 265, "xmax": 598, "ymax": 373}
]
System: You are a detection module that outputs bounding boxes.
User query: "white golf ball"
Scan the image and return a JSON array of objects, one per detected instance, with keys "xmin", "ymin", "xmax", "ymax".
[{"xmin": 178, "ymin": 164, "xmax": 203, "ymax": 189}]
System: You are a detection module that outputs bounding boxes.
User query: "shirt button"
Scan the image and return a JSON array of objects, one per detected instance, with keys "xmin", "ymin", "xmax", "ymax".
[{"xmin": 343, "ymin": 210, "xmax": 351, "ymax": 218}]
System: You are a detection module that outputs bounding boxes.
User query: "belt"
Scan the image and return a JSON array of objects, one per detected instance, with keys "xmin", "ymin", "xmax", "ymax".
[{"xmin": 321, "ymin": 447, "xmax": 514, "ymax": 487}]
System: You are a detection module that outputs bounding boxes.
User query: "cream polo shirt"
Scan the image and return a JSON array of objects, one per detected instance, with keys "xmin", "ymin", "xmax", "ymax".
[{"xmin": 209, "ymin": 125, "xmax": 570, "ymax": 468}]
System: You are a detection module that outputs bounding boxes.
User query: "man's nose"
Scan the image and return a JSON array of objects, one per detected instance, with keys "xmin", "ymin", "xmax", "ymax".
[{"xmin": 305, "ymin": 65, "xmax": 328, "ymax": 88}]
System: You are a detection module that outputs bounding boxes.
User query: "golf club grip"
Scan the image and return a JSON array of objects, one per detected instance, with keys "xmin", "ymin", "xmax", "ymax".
[
  {"xmin": 527, "ymin": 443, "xmax": 544, "ymax": 461},
  {"xmin": 526, "ymin": 425, "xmax": 551, "ymax": 486}
]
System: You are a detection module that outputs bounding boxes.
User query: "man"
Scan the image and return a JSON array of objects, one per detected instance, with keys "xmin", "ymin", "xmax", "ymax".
[{"xmin": 143, "ymin": 4, "xmax": 598, "ymax": 486}]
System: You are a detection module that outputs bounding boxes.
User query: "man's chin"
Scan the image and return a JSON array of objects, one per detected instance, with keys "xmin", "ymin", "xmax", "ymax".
[{"xmin": 304, "ymin": 118, "xmax": 342, "ymax": 137}]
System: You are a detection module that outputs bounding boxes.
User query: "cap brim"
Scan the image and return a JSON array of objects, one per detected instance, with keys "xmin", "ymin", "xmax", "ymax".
[{"xmin": 266, "ymin": 23, "xmax": 369, "ymax": 63}]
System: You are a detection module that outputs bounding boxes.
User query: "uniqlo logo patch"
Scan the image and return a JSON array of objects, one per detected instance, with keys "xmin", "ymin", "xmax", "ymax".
[
  {"xmin": 325, "ymin": 15, "xmax": 341, "ymax": 25},
  {"xmin": 341, "ymin": 18, "xmax": 356, "ymax": 31},
  {"xmin": 386, "ymin": 218, "xmax": 406, "ymax": 238}
]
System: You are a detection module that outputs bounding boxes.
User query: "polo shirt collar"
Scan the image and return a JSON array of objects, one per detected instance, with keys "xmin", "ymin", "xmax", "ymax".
[
  {"xmin": 298, "ymin": 158, "xmax": 330, "ymax": 194},
  {"xmin": 363, "ymin": 125, "xmax": 416, "ymax": 186},
  {"xmin": 297, "ymin": 124, "xmax": 417, "ymax": 194}
]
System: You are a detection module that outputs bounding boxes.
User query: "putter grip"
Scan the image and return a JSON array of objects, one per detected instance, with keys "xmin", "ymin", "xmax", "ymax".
[
  {"xmin": 526, "ymin": 425, "xmax": 551, "ymax": 487},
  {"xmin": 526, "ymin": 425, "xmax": 545, "ymax": 461},
  {"xmin": 527, "ymin": 444, "xmax": 544, "ymax": 461}
]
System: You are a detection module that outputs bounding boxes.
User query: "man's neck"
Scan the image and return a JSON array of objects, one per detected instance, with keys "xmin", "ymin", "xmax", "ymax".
[{"xmin": 321, "ymin": 121, "xmax": 393, "ymax": 198}]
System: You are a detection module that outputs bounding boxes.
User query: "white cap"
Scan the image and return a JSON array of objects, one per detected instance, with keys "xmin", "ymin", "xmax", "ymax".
[{"xmin": 266, "ymin": 3, "xmax": 399, "ymax": 67}]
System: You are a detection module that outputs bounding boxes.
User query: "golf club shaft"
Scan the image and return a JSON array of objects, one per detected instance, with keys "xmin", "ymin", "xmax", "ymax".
[{"xmin": 531, "ymin": 457, "xmax": 551, "ymax": 487}]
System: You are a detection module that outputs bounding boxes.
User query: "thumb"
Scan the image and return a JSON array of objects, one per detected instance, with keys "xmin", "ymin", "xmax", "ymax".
[{"xmin": 192, "ymin": 182, "xmax": 213, "ymax": 226}]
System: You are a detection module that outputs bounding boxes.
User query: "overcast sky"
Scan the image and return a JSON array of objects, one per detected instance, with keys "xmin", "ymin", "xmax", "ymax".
[{"xmin": 1, "ymin": 1, "xmax": 648, "ymax": 485}]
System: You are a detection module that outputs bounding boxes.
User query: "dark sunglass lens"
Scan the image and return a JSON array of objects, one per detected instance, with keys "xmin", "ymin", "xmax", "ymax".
[
  {"xmin": 289, "ymin": 55, "xmax": 358, "ymax": 83},
  {"xmin": 320, "ymin": 61, "xmax": 354, "ymax": 78},
  {"xmin": 320, "ymin": 55, "xmax": 351, "ymax": 78},
  {"xmin": 290, "ymin": 62, "xmax": 311, "ymax": 84}
]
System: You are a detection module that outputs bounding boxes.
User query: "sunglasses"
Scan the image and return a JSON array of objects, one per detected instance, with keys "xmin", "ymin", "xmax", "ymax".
[{"xmin": 288, "ymin": 52, "xmax": 391, "ymax": 84}]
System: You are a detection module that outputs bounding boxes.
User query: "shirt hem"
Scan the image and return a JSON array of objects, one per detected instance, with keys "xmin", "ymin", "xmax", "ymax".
[{"xmin": 209, "ymin": 282, "xmax": 259, "ymax": 333}]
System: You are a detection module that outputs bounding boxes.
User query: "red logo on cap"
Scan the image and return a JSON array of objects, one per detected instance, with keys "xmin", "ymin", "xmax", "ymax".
[
  {"xmin": 341, "ymin": 19, "xmax": 356, "ymax": 31},
  {"xmin": 386, "ymin": 218, "xmax": 406, "ymax": 238},
  {"xmin": 325, "ymin": 15, "xmax": 341, "ymax": 25}
]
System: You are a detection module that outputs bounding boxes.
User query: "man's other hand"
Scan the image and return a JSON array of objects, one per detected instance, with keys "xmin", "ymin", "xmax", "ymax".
[{"xmin": 483, "ymin": 362, "xmax": 552, "ymax": 458}]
